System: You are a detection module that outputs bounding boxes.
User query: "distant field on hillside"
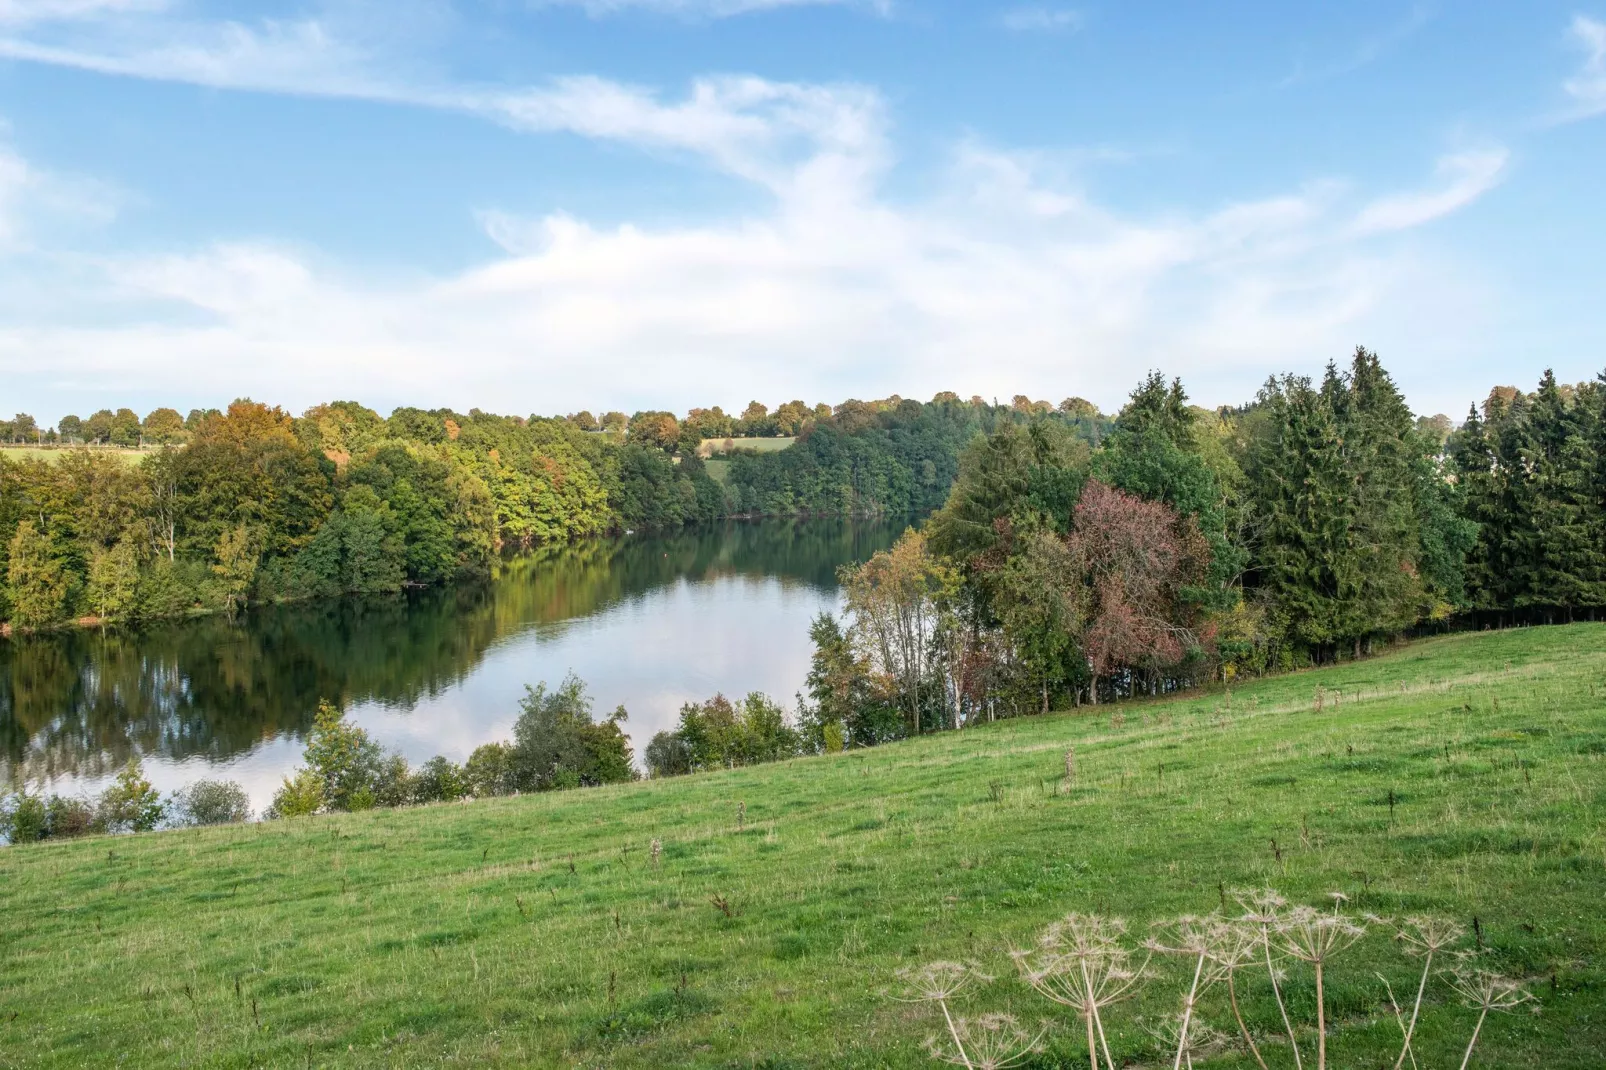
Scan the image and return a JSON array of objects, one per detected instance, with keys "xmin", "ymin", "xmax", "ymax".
[
  {"xmin": 698, "ymin": 435, "xmax": 796, "ymax": 456},
  {"xmin": 0, "ymin": 446, "xmax": 147, "ymax": 466},
  {"xmin": 3, "ymin": 625, "xmax": 1604, "ymax": 1068}
]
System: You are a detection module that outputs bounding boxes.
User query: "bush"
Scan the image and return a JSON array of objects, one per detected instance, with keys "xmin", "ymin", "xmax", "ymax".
[
  {"xmin": 370, "ymin": 753, "xmax": 414, "ymax": 808},
  {"xmin": 169, "ymin": 780, "xmax": 251, "ymax": 826},
  {"xmin": 45, "ymin": 794, "xmax": 97, "ymax": 838},
  {"xmin": 510, "ymin": 675, "xmax": 636, "ymax": 791},
  {"xmin": 266, "ymin": 768, "xmax": 324, "ymax": 819},
  {"xmin": 653, "ymin": 692, "xmax": 802, "ymax": 774},
  {"xmin": 0, "ymin": 793, "xmax": 48, "ymax": 843},
  {"xmin": 95, "ymin": 759, "xmax": 165, "ymax": 833},
  {"xmin": 411, "ymin": 756, "xmax": 467, "ymax": 804},
  {"xmin": 644, "ymin": 731, "xmax": 693, "ymax": 778},
  {"xmin": 464, "ymin": 742, "xmax": 516, "ymax": 797},
  {"xmin": 303, "ymin": 700, "xmax": 385, "ymax": 810}
]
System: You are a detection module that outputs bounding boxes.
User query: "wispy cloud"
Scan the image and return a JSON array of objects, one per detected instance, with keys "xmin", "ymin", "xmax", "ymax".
[
  {"xmin": 999, "ymin": 6, "xmax": 1081, "ymax": 33},
  {"xmin": 0, "ymin": 132, "xmax": 119, "ymax": 249},
  {"xmin": 1563, "ymin": 14, "xmax": 1606, "ymax": 119},
  {"xmin": 0, "ymin": 7, "xmax": 1514, "ymax": 416},
  {"xmin": 531, "ymin": 0, "xmax": 889, "ymax": 16},
  {"xmin": 1351, "ymin": 149, "xmax": 1508, "ymax": 235},
  {"xmin": 0, "ymin": 100, "xmax": 1508, "ymax": 417},
  {"xmin": 0, "ymin": 0, "xmax": 167, "ymax": 25},
  {"xmin": 1278, "ymin": 4, "xmax": 1433, "ymax": 89}
]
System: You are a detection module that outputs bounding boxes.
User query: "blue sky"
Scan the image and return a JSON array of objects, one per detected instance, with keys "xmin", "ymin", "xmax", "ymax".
[{"xmin": 0, "ymin": 1, "xmax": 1602, "ymax": 425}]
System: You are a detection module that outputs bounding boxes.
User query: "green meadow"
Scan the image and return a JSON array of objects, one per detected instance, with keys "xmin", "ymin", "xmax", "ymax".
[
  {"xmin": 2, "ymin": 625, "xmax": 1604, "ymax": 1068},
  {"xmin": 699, "ymin": 436, "xmax": 797, "ymax": 455},
  {"xmin": 0, "ymin": 446, "xmax": 146, "ymax": 466}
]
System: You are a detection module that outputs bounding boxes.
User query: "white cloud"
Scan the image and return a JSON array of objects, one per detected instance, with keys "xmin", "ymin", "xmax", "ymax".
[
  {"xmin": 0, "ymin": 11, "xmax": 1514, "ymax": 417},
  {"xmin": 0, "ymin": 0, "xmax": 166, "ymax": 25},
  {"xmin": 0, "ymin": 95, "xmax": 1509, "ymax": 418},
  {"xmin": 1564, "ymin": 14, "xmax": 1606, "ymax": 118},
  {"xmin": 1000, "ymin": 6, "xmax": 1081, "ymax": 33},
  {"xmin": 0, "ymin": 15, "xmax": 409, "ymax": 98},
  {"xmin": 1350, "ymin": 149, "xmax": 1507, "ymax": 235},
  {"xmin": 532, "ymin": 0, "xmax": 888, "ymax": 16}
]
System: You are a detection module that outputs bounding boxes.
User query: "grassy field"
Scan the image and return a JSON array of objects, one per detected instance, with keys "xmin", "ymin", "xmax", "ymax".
[
  {"xmin": 0, "ymin": 446, "xmax": 147, "ymax": 466},
  {"xmin": 699, "ymin": 436, "xmax": 796, "ymax": 456},
  {"xmin": 2, "ymin": 626, "xmax": 1604, "ymax": 1068}
]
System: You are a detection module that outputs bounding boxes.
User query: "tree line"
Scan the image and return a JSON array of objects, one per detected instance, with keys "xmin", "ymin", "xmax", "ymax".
[
  {"xmin": 788, "ymin": 352, "xmax": 1606, "ymax": 746},
  {"xmin": 1, "ymin": 395, "xmax": 1107, "ymax": 632}
]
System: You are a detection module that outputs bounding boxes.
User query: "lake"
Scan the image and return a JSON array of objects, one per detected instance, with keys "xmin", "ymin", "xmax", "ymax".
[{"xmin": 0, "ymin": 517, "xmax": 907, "ymax": 810}]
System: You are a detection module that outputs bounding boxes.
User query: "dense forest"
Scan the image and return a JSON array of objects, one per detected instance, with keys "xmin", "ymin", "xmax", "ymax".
[
  {"xmin": 3, "ymin": 395, "xmax": 1090, "ymax": 631},
  {"xmin": 771, "ymin": 352, "xmax": 1606, "ymax": 754}
]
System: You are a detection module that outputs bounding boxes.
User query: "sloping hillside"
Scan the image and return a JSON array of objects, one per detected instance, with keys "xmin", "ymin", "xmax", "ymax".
[{"xmin": 2, "ymin": 625, "xmax": 1604, "ymax": 1068}]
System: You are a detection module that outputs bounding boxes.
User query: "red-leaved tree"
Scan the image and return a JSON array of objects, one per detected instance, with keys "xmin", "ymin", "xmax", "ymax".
[{"xmin": 1068, "ymin": 480, "xmax": 1213, "ymax": 697}]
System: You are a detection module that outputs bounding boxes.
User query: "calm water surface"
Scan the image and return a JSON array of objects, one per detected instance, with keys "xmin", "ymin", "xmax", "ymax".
[{"xmin": 0, "ymin": 518, "xmax": 905, "ymax": 809}]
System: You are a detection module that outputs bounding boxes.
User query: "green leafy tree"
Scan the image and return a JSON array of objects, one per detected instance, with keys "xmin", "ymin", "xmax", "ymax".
[
  {"xmin": 266, "ymin": 769, "xmax": 324, "ymax": 819},
  {"xmin": 464, "ymin": 742, "xmax": 516, "ymax": 797},
  {"xmin": 510, "ymin": 674, "xmax": 635, "ymax": 791},
  {"xmin": 86, "ymin": 539, "xmax": 141, "ymax": 621},
  {"xmin": 301, "ymin": 700, "xmax": 385, "ymax": 811},
  {"xmin": 6, "ymin": 519, "xmax": 70, "ymax": 629},
  {"xmin": 95, "ymin": 758, "xmax": 164, "ymax": 832},
  {"xmin": 211, "ymin": 524, "xmax": 259, "ymax": 615},
  {"xmin": 110, "ymin": 408, "xmax": 143, "ymax": 447},
  {"xmin": 142, "ymin": 408, "xmax": 187, "ymax": 445}
]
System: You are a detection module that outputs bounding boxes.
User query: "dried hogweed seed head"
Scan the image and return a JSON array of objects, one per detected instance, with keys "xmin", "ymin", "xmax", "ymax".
[
  {"xmin": 1395, "ymin": 915, "xmax": 1464, "ymax": 956},
  {"xmin": 924, "ymin": 1014, "xmax": 1048, "ymax": 1070},
  {"xmin": 1446, "ymin": 968, "xmax": 1535, "ymax": 1013},
  {"xmin": 895, "ymin": 961, "xmax": 990, "ymax": 1003}
]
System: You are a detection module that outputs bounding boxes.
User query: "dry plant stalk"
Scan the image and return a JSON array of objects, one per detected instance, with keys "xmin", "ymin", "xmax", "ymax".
[
  {"xmin": 890, "ymin": 891, "xmax": 1534, "ymax": 1070},
  {"xmin": 1011, "ymin": 914, "xmax": 1149, "ymax": 1070},
  {"xmin": 1235, "ymin": 888, "xmax": 1305, "ymax": 1069},
  {"xmin": 1144, "ymin": 916, "xmax": 1223, "ymax": 1070},
  {"xmin": 1446, "ymin": 966, "xmax": 1534, "ymax": 1070},
  {"xmin": 1272, "ymin": 897, "xmax": 1368, "ymax": 1069},
  {"xmin": 895, "ymin": 963, "xmax": 1045, "ymax": 1070},
  {"xmin": 1386, "ymin": 915, "xmax": 1465, "ymax": 1068}
]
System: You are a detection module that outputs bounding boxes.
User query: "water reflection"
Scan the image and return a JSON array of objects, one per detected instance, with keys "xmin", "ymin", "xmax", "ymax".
[{"xmin": 1, "ymin": 518, "xmax": 905, "ymax": 804}]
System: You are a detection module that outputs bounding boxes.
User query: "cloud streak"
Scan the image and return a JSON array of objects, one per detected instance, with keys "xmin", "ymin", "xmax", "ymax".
[
  {"xmin": 999, "ymin": 7, "xmax": 1082, "ymax": 33},
  {"xmin": 1564, "ymin": 14, "xmax": 1606, "ymax": 119},
  {"xmin": 531, "ymin": 0, "xmax": 888, "ymax": 17},
  {"xmin": 1351, "ymin": 149, "xmax": 1508, "ymax": 235}
]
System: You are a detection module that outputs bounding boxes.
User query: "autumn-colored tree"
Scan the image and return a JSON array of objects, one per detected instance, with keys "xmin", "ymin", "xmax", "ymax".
[
  {"xmin": 840, "ymin": 529, "xmax": 961, "ymax": 733},
  {"xmin": 142, "ymin": 407, "xmax": 187, "ymax": 445},
  {"xmin": 628, "ymin": 410, "xmax": 680, "ymax": 451},
  {"xmin": 1068, "ymin": 480, "xmax": 1213, "ymax": 699}
]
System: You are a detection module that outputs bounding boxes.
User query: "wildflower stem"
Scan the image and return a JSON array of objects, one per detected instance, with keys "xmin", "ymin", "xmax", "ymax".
[
  {"xmin": 1226, "ymin": 971, "xmax": 1269, "ymax": 1070},
  {"xmin": 940, "ymin": 999, "xmax": 975, "ymax": 1070},
  {"xmin": 1315, "ymin": 959, "xmax": 1327, "ymax": 1070},
  {"xmin": 1261, "ymin": 923, "xmax": 1303, "ymax": 1070},
  {"xmin": 1458, "ymin": 1006, "xmax": 1489, "ymax": 1070},
  {"xmin": 1172, "ymin": 951, "xmax": 1206, "ymax": 1070},
  {"xmin": 1078, "ymin": 958, "xmax": 1101, "ymax": 1070},
  {"xmin": 1393, "ymin": 951, "xmax": 1433, "ymax": 1070}
]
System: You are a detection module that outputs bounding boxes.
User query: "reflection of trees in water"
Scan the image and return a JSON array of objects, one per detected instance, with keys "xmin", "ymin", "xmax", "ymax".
[{"xmin": 0, "ymin": 518, "xmax": 905, "ymax": 785}]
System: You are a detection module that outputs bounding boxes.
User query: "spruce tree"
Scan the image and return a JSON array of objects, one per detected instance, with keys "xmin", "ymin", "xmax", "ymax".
[{"xmin": 1341, "ymin": 348, "xmax": 1425, "ymax": 649}]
